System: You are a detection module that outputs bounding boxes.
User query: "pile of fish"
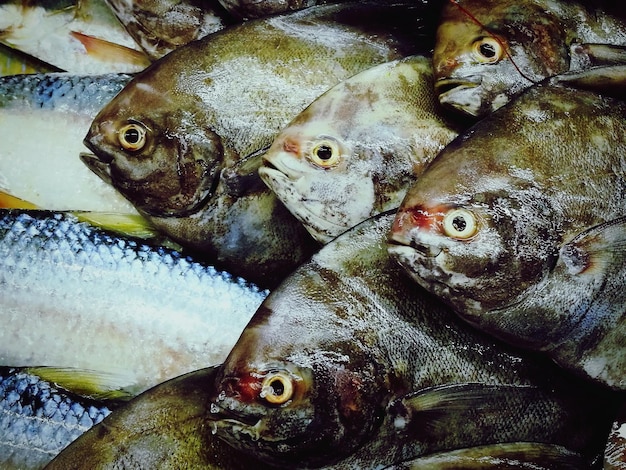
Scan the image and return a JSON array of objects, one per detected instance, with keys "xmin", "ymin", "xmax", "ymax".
[{"xmin": 1, "ymin": 0, "xmax": 626, "ymax": 468}]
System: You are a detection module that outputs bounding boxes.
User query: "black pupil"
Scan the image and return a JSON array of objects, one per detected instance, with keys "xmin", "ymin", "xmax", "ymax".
[
  {"xmin": 270, "ymin": 379, "xmax": 284, "ymax": 396},
  {"xmin": 479, "ymin": 43, "xmax": 496, "ymax": 58},
  {"xmin": 124, "ymin": 128, "xmax": 140, "ymax": 144},
  {"xmin": 316, "ymin": 145, "xmax": 333, "ymax": 160},
  {"xmin": 452, "ymin": 216, "xmax": 467, "ymax": 232}
]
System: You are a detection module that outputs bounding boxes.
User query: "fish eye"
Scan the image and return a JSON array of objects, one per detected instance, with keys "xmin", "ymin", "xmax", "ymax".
[
  {"xmin": 260, "ymin": 371, "xmax": 294, "ymax": 405},
  {"xmin": 118, "ymin": 122, "xmax": 147, "ymax": 151},
  {"xmin": 442, "ymin": 208, "xmax": 478, "ymax": 239},
  {"xmin": 309, "ymin": 140, "xmax": 340, "ymax": 168},
  {"xmin": 472, "ymin": 37, "xmax": 504, "ymax": 64}
]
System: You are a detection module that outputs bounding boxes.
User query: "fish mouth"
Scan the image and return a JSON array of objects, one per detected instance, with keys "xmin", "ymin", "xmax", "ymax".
[
  {"xmin": 434, "ymin": 77, "xmax": 480, "ymax": 96},
  {"xmin": 80, "ymin": 151, "xmax": 114, "ymax": 186}
]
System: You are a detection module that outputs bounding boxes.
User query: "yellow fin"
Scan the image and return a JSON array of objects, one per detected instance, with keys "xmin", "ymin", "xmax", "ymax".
[{"xmin": 0, "ymin": 191, "xmax": 39, "ymax": 209}]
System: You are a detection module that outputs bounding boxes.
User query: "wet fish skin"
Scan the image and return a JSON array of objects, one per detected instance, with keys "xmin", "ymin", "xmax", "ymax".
[
  {"xmin": 104, "ymin": 0, "xmax": 233, "ymax": 60},
  {"xmin": 216, "ymin": 0, "xmax": 328, "ymax": 20},
  {"xmin": 209, "ymin": 212, "xmax": 616, "ymax": 468},
  {"xmin": 260, "ymin": 55, "xmax": 462, "ymax": 244},
  {"xmin": 81, "ymin": 1, "xmax": 436, "ymax": 286},
  {"xmin": 0, "ymin": 367, "xmax": 116, "ymax": 470},
  {"xmin": 0, "ymin": 209, "xmax": 268, "ymax": 394},
  {"xmin": 388, "ymin": 81, "xmax": 626, "ymax": 390},
  {"xmin": 432, "ymin": 0, "xmax": 626, "ymax": 118}
]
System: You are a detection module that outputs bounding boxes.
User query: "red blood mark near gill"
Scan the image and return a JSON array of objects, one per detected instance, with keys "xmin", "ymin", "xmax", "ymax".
[
  {"xmin": 447, "ymin": 0, "xmax": 538, "ymax": 84},
  {"xmin": 230, "ymin": 373, "xmax": 263, "ymax": 403},
  {"xmin": 282, "ymin": 137, "xmax": 300, "ymax": 155},
  {"xmin": 392, "ymin": 206, "xmax": 442, "ymax": 236}
]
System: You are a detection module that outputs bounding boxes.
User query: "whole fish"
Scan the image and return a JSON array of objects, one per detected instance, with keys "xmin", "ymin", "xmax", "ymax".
[
  {"xmin": 0, "ymin": 209, "xmax": 268, "ymax": 394},
  {"xmin": 0, "ymin": 366, "xmax": 119, "ymax": 470},
  {"xmin": 259, "ymin": 55, "xmax": 462, "ymax": 244},
  {"xmin": 388, "ymin": 79, "xmax": 626, "ymax": 390},
  {"xmin": 104, "ymin": 0, "xmax": 233, "ymax": 60},
  {"xmin": 0, "ymin": 0, "xmax": 150, "ymax": 74},
  {"xmin": 209, "ymin": 212, "xmax": 616, "ymax": 468},
  {"xmin": 81, "ymin": 1, "xmax": 437, "ymax": 287},
  {"xmin": 0, "ymin": 72, "xmax": 141, "ymax": 214},
  {"xmin": 432, "ymin": 0, "xmax": 626, "ymax": 117}
]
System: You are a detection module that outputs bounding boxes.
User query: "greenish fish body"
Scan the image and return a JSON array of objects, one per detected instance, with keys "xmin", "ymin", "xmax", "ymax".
[
  {"xmin": 389, "ymin": 81, "xmax": 626, "ymax": 390},
  {"xmin": 433, "ymin": 0, "xmax": 626, "ymax": 117},
  {"xmin": 209, "ymin": 212, "xmax": 616, "ymax": 468},
  {"xmin": 0, "ymin": 209, "xmax": 268, "ymax": 394},
  {"xmin": 0, "ymin": 72, "xmax": 140, "ymax": 213},
  {"xmin": 81, "ymin": 1, "xmax": 437, "ymax": 287},
  {"xmin": 260, "ymin": 55, "xmax": 462, "ymax": 244},
  {"xmin": 0, "ymin": 367, "xmax": 115, "ymax": 470}
]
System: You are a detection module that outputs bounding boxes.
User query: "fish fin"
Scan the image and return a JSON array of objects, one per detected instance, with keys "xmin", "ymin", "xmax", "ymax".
[
  {"xmin": 572, "ymin": 43, "xmax": 626, "ymax": 66},
  {"xmin": 0, "ymin": 191, "xmax": 39, "ymax": 209},
  {"xmin": 222, "ymin": 150, "xmax": 269, "ymax": 197},
  {"xmin": 24, "ymin": 366, "xmax": 135, "ymax": 401},
  {"xmin": 387, "ymin": 442, "xmax": 584, "ymax": 469},
  {"xmin": 559, "ymin": 217, "xmax": 626, "ymax": 277},
  {"xmin": 69, "ymin": 31, "xmax": 151, "ymax": 68},
  {"xmin": 390, "ymin": 383, "xmax": 545, "ymax": 438},
  {"xmin": 554, "ymin": 65, "xmax": 626, "ymax": 100}
]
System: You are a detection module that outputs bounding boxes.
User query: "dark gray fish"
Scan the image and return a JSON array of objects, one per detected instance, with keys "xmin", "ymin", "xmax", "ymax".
[
  {"xmin": 81, "ymin": 1, "xmax": 438, "ymax": 287},
  {"xmin": 208, "ymin": 212, "xmax": 616, "ymax": 468}
]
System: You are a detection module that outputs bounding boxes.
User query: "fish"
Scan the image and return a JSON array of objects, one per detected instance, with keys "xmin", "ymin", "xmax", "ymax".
[
  {"xmin": 0, "ymin": 209, "xmax": 268, "ymax": 394},
  {"xmin": 605, "ymin": 402, "xmax": 626, "ymax": 470},
  {"xmin": 208, "ymin": 211, "xmax": 616, "ymax": 468},
  {"xmin": 81, "ymin": 1, "xmax": 438, "ymax": 287},
  {"xmin": 388, "ymin": 78, "xmax": 626, "ymax": 390},
  {"xmin": 0, "ymin": 0, "xmax": 151, "ymax": 74},
  {"xmin": 45, "ymin": 365, "xmax": 276, "ymax": 470},
  {"xmin": 215, "ymin": 0, "xmax": 330, "ymax": 20},
  {"xmin": 0, "ymin": 366, "xmax": 121, "ymax": 470},
  {"xmin": 432, "ymin": 0, "xmax": 626, "ymax": 118},
  {"xmin": 104, "ymin": 0, "xmax": 233, "ymax": 60},
  {"xmin": 259, "ymin": 55, "xmax": 463, "ymax": 244},
  {"xmin": 0, "ymin": 72, "xmax": 140, "ymax": 214}
]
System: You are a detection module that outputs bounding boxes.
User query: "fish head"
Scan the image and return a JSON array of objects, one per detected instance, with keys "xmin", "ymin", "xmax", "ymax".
[
  {"xmin": 433, "ymin": 0, "xmax": 571, "ymax": 118},
  {"xmin": 209, "ymin": 305, "xmax": 386, "ymax": 466},
  {"xmin": 81, "ymin": 75, "xmax": 223, "ymax": 217},
  {"xmin": 260, "ymin": 118, "xmax": 377, "ymax": 244},
  {"xmin": 388, "ymin": 137, "xmax": 560, "ymax": 321}
]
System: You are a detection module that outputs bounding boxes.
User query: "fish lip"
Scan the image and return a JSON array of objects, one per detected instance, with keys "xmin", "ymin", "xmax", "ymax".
[
  {"xmin": 435, "ymin": 77, "xmax": 480, "ymax": 97},
  {"xmin": 80, "ymin": 151, "xmax": 114, "ymax": 185}
]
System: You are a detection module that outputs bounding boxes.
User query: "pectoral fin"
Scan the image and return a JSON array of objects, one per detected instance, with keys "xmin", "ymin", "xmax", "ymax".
[
  {"xmin": 555, "ymin": 65, "xmax": 626, "ymax": 99},
  {"xmin": 385, "ymin": 442, "xmax": 584, "ymax": 469},
  {"xmin": 573, "ymin": 43, "xmax": 626, "ymax": 66}
]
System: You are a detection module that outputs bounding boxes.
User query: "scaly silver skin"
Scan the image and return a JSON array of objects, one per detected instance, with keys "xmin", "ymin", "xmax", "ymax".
[
  {"xmin": 0, "ymin": 367, "xmax": 114, "ymax": 470},
  {"xmin": 0, "ymin": 209, "xmax": 268, "ymax": 394},
  {"xmin": 209, "ymin": 212, "xmax": 616, "ymax": 468}
]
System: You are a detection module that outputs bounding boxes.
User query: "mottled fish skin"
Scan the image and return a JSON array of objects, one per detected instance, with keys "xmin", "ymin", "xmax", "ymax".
[
  {"xmin": 209, "ymin": 212, "xmax": 615, "ymax": 468},
  {"xmin": 260, "ymin": 55, "xmax": 462, "ymax": 244},
  {"xmin": 389, "ymin": 81, "xmax": 626, "ymax": 390},
  {"xmin": 0, "ymin": 72, "xmax": 140, "ymax": 213},
  {"xmin": 81, "ymin": 1, "xmax": 438, "ymax": 287},
  {"xmin": 0, "ymin": 209, "xmax": 268, "ymax": 395},
  {"xmin": 216, "ymin": 0, "xmax": 329, "ymax": 20},
  {"xmin": 432, "ymin": 0, "xmax": 626, "ymax": 118},
  {"xmin": 104, "ymin": 0, "xmax": 233, "ymax": 60},
  {"xmin": 0, "ymin": 367, "xmax": 115, "ymax": 470}
]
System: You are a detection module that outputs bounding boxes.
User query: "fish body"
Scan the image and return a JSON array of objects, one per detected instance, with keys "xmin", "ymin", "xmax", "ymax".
[
  {"xmin": 104, "ymin": 0, "xmax": 233, "ymax": 60},
  {"xmin": 0, "ymin": 209, "xmax": 268, "ymax": 394},
  {"xmin": 0, "ymin": 0, "xmax": 150, "ymax": 73},
  {"xmin": 81, "ymin": 1, "xmax": 437, "ymax": 286},
  {"xmin": 0, "ymin": 72, "xmax": 140, "ymax": 213},
  {"xmin": 0, "ymin": 367, "xmax": 116, "ymax": 470},
  {"xmin": 209, "ymin": 212, "xmax": 615, "ymax": 468},
  {"xmin": 432, "ymin": 0, "xmax": 626, "ymax": 117},
  {"xmin": 260, "ymin": 55, "xmax": 462, "ymax": 244},
  {"xmin": 388, "ymin": 81, "xmax": 626, "ymax": 390},
  {"xmin": 216, "ymin": 0, "xmax": 329, "ymax": 20}
]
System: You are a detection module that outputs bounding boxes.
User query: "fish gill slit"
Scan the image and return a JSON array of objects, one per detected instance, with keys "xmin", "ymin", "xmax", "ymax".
[{"xmin": 448, "ymin": 0, "xmax": 540, "ymax": 85}]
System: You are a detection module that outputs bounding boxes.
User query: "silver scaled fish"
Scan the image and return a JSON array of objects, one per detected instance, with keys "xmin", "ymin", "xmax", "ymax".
[
  {"xmin": 389, "ymin": 79, "xmax": 626, "ymax": 390},
  {"xmin": 260, "ymin": 55, "xmax": 462, "ymax": 244},
  {"xmin": 0, "ymin": 209, "xmax": 268, "ymax": 394},
  {"xmin": 432, "ymin": 0, "xmax": 626, "ymax": 117},
  {"xmin": 209, "ymin": 212, "xmax": 616, "ymax": 468}
]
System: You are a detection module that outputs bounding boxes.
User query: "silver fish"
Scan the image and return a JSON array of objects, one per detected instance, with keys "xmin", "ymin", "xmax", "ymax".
[
  {"xmin": 0, "ymin": 209, "xmax": 268, "ymax": 394},
  {"xmin": 81, "ymin": 1, "xmax": 437, "ymax": 286},
  {"xmin": 388, "ymin": 79, "xmax": 626, "ymax": 390},
  {"xmin": 260, "ymin": 55, "xmax": 462, "ymax": 244},
  {"xmin": 0, "ymin": 72, "xmax": 139, "ymax": 213},
  {"xmin": 432, "ymin": 0, "xmax": 626, "ymax": 118},
  {"xmin": 209, "ymin": 212, "xmax": 616, "ymax": 468}
]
